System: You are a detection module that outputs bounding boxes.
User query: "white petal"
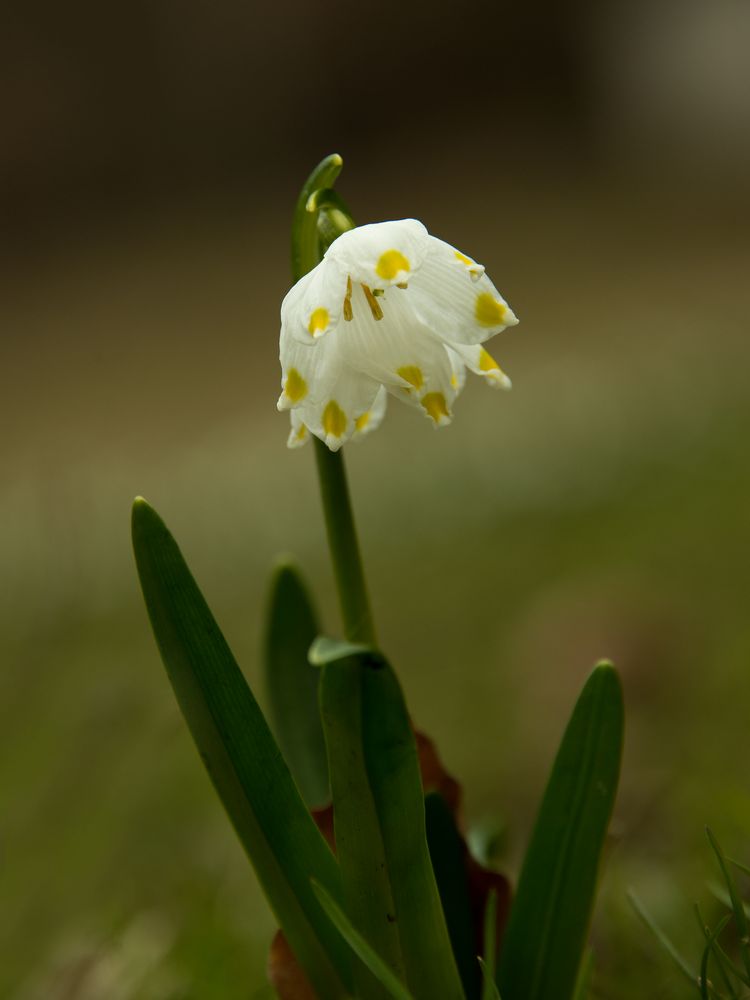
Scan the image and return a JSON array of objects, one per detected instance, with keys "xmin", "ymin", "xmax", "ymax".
[
  {"xmin": 286, "ymin": 409, "xmax": 310, "ymax": 448},
  {"xmin": 408, "ymin": 236, "xmax": 518, "ymax": 346},
  {"xmin": 326, "ymin": 220, "xmax": 429, "ymax": 289},
  {"xmin": 295, "ymin": 365, "xmax": 382, "ymax": 451},
  {"xmin": 283, "ymin": 259, "xmax": 348, "ymax": 346},
  {"xmin": 448, "ymin": 342, "xmax": 512, "ymax": 390},
  {"xmin": 338, "ymin": 283, "xmax": 456, "ymax": 426},
  {"xmin": 352, "ymin": 385, "xmax": 388, "ymax": 441},
  {"xmin": 278, "ymin": 322, "xmax": 341, "ymax": 409}
]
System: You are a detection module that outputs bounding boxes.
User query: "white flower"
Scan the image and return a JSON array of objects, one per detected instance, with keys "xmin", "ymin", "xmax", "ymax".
[{"xmin": 277, "ymin": 219, "xmax": 518, "ymax": 451}]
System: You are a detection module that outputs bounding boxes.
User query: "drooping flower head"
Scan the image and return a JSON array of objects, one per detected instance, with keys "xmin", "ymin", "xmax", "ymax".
[{"xmin": 278, "ymin": 220, "xmax": 518, "ymax": 451}]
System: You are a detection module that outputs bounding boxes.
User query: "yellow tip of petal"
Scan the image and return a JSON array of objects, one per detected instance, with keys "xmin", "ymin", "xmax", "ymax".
[
  {"xmin": 475, "ymin": 292, "xmax": 508, "ymax": 328},
  {"xmin": 322, "ymin": 400, "xmax": 347, "ymax": 439},
  {"xmin": 284, "ymin": 368, "xmax": 308, "ymax": 403},
  {"xmin": 422, "ymin": 392, "xmax": 451, "ymax": 426},
  {"xmin": 396, "ymin": 365, "xmax": 424, "ymax": 391},
  {"xmin": 355, "ymin": 411, "xmax": 371, "ymax": 432}
]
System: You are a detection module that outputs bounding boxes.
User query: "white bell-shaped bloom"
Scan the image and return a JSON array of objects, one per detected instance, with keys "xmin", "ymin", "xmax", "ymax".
[{"xmin": 278, "ymin": 219, "xmax": 518, "ymax": 451}]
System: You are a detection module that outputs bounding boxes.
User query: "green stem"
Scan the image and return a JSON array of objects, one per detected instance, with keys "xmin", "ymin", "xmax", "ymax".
[
  {"xmin": 291, "ymin": 154, "xmax": 377, "ymax": 647},
  {"xmin": 314, "ymin": 441, "xmax": 376, "ymax": 645}
]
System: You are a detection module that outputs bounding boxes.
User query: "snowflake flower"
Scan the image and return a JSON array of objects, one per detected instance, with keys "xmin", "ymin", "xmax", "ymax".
[{"xmin": 277, "ymin": 219, "xmax": 518, "ymax": 451}]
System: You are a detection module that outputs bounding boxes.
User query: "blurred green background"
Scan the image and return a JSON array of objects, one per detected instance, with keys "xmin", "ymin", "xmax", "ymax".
[{"xmin": 2, "ymin": 1, "xmax": 750, "ymax": 996}]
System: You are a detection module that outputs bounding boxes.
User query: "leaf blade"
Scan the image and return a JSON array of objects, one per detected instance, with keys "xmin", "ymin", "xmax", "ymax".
[
  {"xmin": 497, "ymin": 663, "xmax": 624, "ymax": 1000},
  {"xmin": 263, "ymin": 563, "xmax": 329, "ymax": 808},
  {"xmin": 312, "ymin": 881, "xmax": 416, "ymax": 1000},
  {"xmin": 131, "ymin": 498, "xmax": 351, "ymax": 998}
]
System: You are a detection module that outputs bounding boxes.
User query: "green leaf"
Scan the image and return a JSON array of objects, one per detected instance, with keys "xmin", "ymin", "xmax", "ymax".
[
  {"xmin": 131, "ymin": 499, "xmax": 351, "ymax": 998},
  {"xmin": 312, "ymin": 637, "xmax": 466, "ymax": 1000},
  {"xmin": 497, "ymin": 662, "xmax": 624, "ymax": 1000},
  {"xmin": 425, "ymin": 792, "xmax": 480, "ymax": 1000},
  {"xmin": 706, "ymin": 827, "xmax": 750, "ymax": 983},
  {"xmin": 312, "ymin": 881, "xmax": 416, "ymax": 1000},
  {"xmin": 572, "ymin": 950, "xmax": 594, "ymax": 1000},
  {"xmin": 263, "ymin": 563, "xmax": 329, "ymax": 808},
  {"xmin": 319, "ymin": 653, "xmax": 405, "ymax": 999},
  {"xmin": 478, "ymin": 960, "xmax": 502, "ymax": 1000},
  {"xmin": 481, "ymin": 890, "xmax": 499, "ymax": 1000}
]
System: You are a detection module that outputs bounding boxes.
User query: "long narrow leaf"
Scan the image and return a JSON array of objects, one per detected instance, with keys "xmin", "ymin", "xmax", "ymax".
[
  {"xmin": 263, "ymin": 563, "xmax": 329, "ymax": 807},
  {"xmin": 478, "ymin": 960, "xmax": 502, "ymax": 1000},
  {"xmin": 312, "ymin": 638, "xmax": 466, "ymax": 1000},
  {"xmin": 481, "ymin": 890, "xmax": 499, "ymax": 1000},
  {"xmin": 498, "ymin": 662, "xmax": 624, "ymax": 1000},
  {"xmin": 319, "ymin": 655, "xmax": 405, "ymax": 998},
  {"xmin": 131, "ymin": 499, "xmax": 351, "ymax": 998},
  {"xmin": 425, "ymin": 791, "xmax": 480, "ymax": 999},
  {"xmin": 312, "ymin": 881, "xmax": 416, "ymax": 1000}
]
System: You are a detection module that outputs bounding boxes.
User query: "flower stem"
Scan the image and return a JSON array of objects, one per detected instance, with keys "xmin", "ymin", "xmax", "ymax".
[
  {"xmin": 314, "ymin": 440, "xmax": 377, "ymax": 645},
  {"xmin": 291, "ymin": 154, "xmax": 377, "ymax": 647}
]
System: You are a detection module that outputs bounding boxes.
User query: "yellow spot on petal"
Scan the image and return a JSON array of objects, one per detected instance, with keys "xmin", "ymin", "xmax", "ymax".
[
  {"xmin": 455, "ymin": 250, "xmax": 483, "ymax": 280},
  {"xmin": 308, "ymin": 307, "xmax": 330, "ymax": 336},
  {"xmin": 475, "ymin": 293, "xmax": 507, "ymax": 328},
  {"xmin": 478, "ymin": 348, "xmax": 500, "ymax": 373},
  {"xmin": 422, "ymin": 392, "xmax": 450, "ymax": 424},
  {"xmin": 296, "ymin": 423, "xmax": 307, "ymax": 440},
  {"xmin": 322, "ymin": 400, "xmax": 347, "ymax": 439},
  {"xmin": 355, "ymin": 411, "xmax": 370, "ymax": 432},
  {"xmin": 397, "ymin": 365, "xmax": 424, "ymax": 391},
  {"xmin": 376, "ymin": 249, "xmax": 411, "ymax": 281},
  {"xmin": 450, "ymin": 373, "xmax": 459, "ymax": 389},
  {"xmin": 284, "ymin": 368, "xmax": 308, "ymax": 403}
]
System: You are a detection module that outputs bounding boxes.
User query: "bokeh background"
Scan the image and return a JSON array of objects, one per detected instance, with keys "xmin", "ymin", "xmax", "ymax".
[{"xmin": 2, "ymin": 1, "xmax": 750, "ymax": 996}]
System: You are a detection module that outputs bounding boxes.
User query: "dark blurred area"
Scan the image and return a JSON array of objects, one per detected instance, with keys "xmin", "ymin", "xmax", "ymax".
[{"xmin": 2, "ymin": 2, "xmax": 750, "ymax": 997}]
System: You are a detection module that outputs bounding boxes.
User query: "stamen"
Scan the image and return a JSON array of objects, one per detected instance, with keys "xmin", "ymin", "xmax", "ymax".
[
  {"xmin": 396, "ymin": 282, "xmax": 408, "ymax": 289},
  {"xmin": 343, "ymin": 276, "xmax": 353, "ymax": 321},
  {"xmin": 361, "ymin": 284, "xmax": 384, "ymax": 321}
]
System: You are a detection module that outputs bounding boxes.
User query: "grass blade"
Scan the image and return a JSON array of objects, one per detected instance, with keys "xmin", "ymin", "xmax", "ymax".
[
  {"xmin": 312, "ymin": 881, "xmax": 416, "ymax": 1000},
  {"xmin": 628, "ymin": 890, "xmax": 699, "ymax": 989},
  {"xmin": 695, "ymin": 907, "xmax": 736, "ymax": 999},
  {"xmin": 131, "ymin": 498, "xmax": 351, "ymax": 998},
  {"xmin": 497, "ymin": 662, "xmax": 624, "ymax": 1000},
  {"xmin": 263, "ymin": 562, "xmax": 329, "ymax": 808},
  {"xmin": 312, "ymin": 637, "xmax": 466, "ymax": 1000},
  {"xmin": 425, "ymin": 792, "xmax": 480, "ymax": 1000},
  {"xmin": 706, "ymin": 827, "xmax": 750, "ymax": 983}
]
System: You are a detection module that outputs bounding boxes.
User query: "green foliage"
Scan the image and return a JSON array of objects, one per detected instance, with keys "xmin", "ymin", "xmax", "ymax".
[
  {"xmin": 131, "ymin": 498, "xmax": 351, "ymax": 998},
  {"xmin": 311, "ymin": 881, "xmax": 416, "ymax": 1000},
  {"xmin": 425, "ymin": 791, "xmax": 480, "ymax": 999},
  {"xmin": 263, "ymin": 563, "xmax": 329, "ymax": 808},
  {"xmin": 631, "ymin": 832, "xmax": 750, "ymax": 999},
  {"xmin": 318, "ymin": 649, "xmax": 405, "ymax": 998},
  {"xmin": 498, "ymin": 662, "xmax": 624, "ymax": 1000},
  {"xmin": 481, "ymin": 890, "xmax": 499, "ymax": 1000},
  {"xmin": 311, "ymin": 637, "xmax": 466, "ymax": 1000}
]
